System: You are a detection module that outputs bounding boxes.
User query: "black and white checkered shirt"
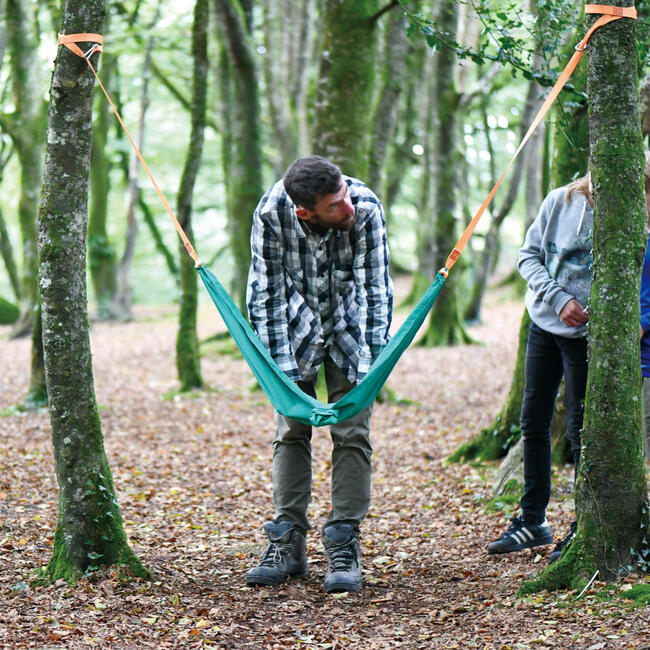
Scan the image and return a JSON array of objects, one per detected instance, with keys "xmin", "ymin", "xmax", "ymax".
[{"xmin": 246, "ymin": 176, "xmax": 394, "ymax": 384}]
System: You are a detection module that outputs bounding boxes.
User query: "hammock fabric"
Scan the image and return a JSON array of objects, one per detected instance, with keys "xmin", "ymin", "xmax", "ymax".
[
  {"xmin": 198, "ymin": 265, "xmax": 445, "ymax": 426},
  {"xmin": 57, "ymin": 4, "xmax": 637, "ymax": 427}
]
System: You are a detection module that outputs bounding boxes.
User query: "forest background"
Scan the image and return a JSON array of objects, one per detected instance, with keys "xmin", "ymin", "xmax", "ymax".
[{"xmin": 1, "ymin": 0, "xmax": 650, "ymax": 647}]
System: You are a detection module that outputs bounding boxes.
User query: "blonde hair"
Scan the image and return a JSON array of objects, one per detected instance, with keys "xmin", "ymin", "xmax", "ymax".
[{"xmin": 565, "ymin": 151, "xmax": 650, "ymax": 206}]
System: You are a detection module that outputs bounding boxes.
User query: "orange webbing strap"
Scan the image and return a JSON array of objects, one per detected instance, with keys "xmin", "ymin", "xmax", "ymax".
[
  {"xmin": 442, "ymin": 4, "xmax": 637, "ymax": 277},
  {"xmin": 57, "ymin": 33, "xmax": 202, "ymax": 267}
]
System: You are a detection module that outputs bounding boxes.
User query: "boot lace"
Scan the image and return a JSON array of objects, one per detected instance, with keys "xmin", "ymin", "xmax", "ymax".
[
  {"xmin": 327, "ymin": 541, "xmax": 358, "ymax": 572},
  {"xmin": 258, "ymin": 541, "xmax": 292, "ymax": 568}
]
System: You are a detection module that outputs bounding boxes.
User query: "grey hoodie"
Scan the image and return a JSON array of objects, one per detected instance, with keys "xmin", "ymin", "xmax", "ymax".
[{"xmin": 518, "ymin": 185, "xmax": 593, "ymax": 338}]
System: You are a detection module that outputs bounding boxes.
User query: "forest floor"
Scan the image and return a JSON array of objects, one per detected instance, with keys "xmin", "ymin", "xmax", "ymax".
[{"xmin": 1, "ymin": 278, "xmax": 649, "ymax": 649}]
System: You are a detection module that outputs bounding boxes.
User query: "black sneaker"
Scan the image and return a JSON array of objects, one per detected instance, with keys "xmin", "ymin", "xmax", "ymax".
[
  {"xmin": 246, "ymin": 520, "xmax": 307, "ymax": 586},
  {"xmin": 487, "ymin": 516, "xmax": 553, "ymax": 554},
  {"xmin": 322, "ymin": 523, "xmax": 362, "ymax": 593},
  {"xmin": 548, "ymin": 520, "xmax": 577, "ymax": 564}
]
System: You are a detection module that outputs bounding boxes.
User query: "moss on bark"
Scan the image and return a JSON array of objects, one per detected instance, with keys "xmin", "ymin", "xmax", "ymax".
[
  {"xmin": 37, "ymin": 0, "xmax": 146, "ymax": 582},
  {"xmin": 312, "ymin": 0, "xmax": 379, "ymax": 180},
  {"xmin": 526, "ymin": 3, "xmax": 649, "ymax": 591},
  {"xmin": 175, "ymin": 0, "xmax": 208, "ymax": 392}
]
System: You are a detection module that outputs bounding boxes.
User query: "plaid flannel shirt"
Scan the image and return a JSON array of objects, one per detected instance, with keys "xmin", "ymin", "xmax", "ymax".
[{"xmin": 246, "ymin": 176, "xmax": 394, "ymax": 384}]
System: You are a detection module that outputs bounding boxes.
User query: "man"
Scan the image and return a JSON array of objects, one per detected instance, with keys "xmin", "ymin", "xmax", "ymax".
[{"xmin": 245, "ymin": 156, "xmax": 393, "ymax": 593}]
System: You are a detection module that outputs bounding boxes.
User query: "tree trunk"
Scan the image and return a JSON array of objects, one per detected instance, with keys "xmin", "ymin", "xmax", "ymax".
[
  {"xmin": 527, "ymin": 4, "xmax": 649, "ymax": 591},
  {"xmin": 261, "ymin": 0, "xmax": 299, "ymax": 176},
  {"xmin": 175, "ymin": 0, "xmax": 208, "ymax": 392},
  {"xmin": 213, "ymin": 0, "xmax": 264, "ymax": 312},
  {"xmin": 24, "ymin": 303, "xmax": 47, "ymax": 409},
  {"xmin": 368, "ymin": 7, "xmax": 408, "ymax": 194},
  {"xmin": 88, "ymin": 9, "xmax": 118, "ymax": 321},
  {"xmin": 0, "ymin": 202, "xmax": 21, "ymax": 301},
  {"xmin": 449, "ymin": 308, "xmax": 530, "ymax": 462},
  {"xmin": 5, "ymin": 0, "xmax": 46, "ymax": 338},
  {"xmin": 418, "ymin": 0, "xmax": 472, "ymax": 347},
  {"xmin": 114, "ymin": 3, "xmax": 161, "ymax": 322},
  {"xmin": 38, "ymin": 0, "xmax": 146, "ymax": 581},
  {"xmin": 312, "ymin": 0, "xmax": 379, "ymax": 179},
  {"xmin": 464, "ymin": 72, "xmax": 543, "ymax": 323}
]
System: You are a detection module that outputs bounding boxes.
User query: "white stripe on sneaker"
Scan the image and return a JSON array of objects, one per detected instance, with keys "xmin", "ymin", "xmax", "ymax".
[{"xmin": 520, "ymin": 527, "xmax": 535, "ymax": 541}]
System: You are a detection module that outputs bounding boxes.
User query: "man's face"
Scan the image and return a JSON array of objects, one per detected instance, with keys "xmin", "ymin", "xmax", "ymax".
[{"xmin": 297, "ymin": 182, "xmax": 356, "ymax": 231}]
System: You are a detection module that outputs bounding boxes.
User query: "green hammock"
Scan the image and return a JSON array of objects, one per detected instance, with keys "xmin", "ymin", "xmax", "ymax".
[{"xmin": 197, "ymin": 265, "xmax": 446, "ymax": 427}]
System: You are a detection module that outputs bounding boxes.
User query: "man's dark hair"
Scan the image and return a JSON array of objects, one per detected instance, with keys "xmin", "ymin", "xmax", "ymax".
[{"xmin": 283, "ymin": 156, "xmax": 342, "ymax": 210}]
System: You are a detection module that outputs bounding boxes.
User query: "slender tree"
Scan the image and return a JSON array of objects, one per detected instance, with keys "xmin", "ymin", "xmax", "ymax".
[
  {"xmin": 368, "ymin": 7, "xmax": 409, "ymax": 195},
  {"xmin": 213, "ymin": 0, "xmax": 264, "ymax": 312},
  {"xmin": 114, "ymin": 0, "xmax": 162, "ymax": 321},
  {"xmin": 418, "ymin": 0, "xmax": 472, "ymax": 346},
  {"xmin": 38, "ymin": 0, "xmax": 146, "ymax": 581},
  {"xmin": 175, "ymin": 0, "xmax": 208, "ymax": 392},
  {"xmin": 3, "ymin": 0, "xmax": 46, "ymax": 337}
]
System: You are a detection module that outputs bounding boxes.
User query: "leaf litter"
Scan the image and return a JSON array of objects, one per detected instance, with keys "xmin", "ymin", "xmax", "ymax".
[{"xmin": 0, "ymin": 283, "xmax": 648, "ymax": 648}]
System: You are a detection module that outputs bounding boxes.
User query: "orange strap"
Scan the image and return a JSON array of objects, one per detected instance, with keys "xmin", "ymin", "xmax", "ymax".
[
  {"xmin": 442, "ymin": 4, "xmax": 637, "ymax": 276},
  {"xmin": 57, "ymin": 33, "xmax": 201, "ymax": 267}
]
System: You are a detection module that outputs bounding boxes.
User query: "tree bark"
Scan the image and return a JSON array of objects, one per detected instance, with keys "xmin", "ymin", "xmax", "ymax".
[
  {"xmin": 213, "ymin": 0, "xmax": 264, "ymax": 312},
  {"xmin": 527, "ymin": 3, "xmax": 649, "ymax": 591},
  {"xmin": 312, "ymin": 0, "xmax": 380, "ymax": 179},
  {"xmin": 418, "ymin": 0, "xmax": 472, "ymax": 346},
  {"xmin": 88, "ymin": 16, "xmax": 119, "ymax": 322},
  {"xmin": 175, "ymin": 0, "xmax": 208, "ymax": 392},
  {"xmin": 114, "ymin": 0, "xmax": 161, "ymax": 322},
  {"xmin": 38, "ymin": 0, "xmax": 146, "ymax": 581},
  {"xmin": 5, "ymin": 0, "xmax": 46, "ymax": 338},
  {"xmin": 368, "ymin": 7, "xmax": 409, "ymax": 194}
]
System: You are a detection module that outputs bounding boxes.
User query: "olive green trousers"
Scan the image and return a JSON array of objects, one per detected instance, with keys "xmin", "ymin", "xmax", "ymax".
[{"xmin": 272, "ymin": 357, "xmax": 373, "ymax": 533}]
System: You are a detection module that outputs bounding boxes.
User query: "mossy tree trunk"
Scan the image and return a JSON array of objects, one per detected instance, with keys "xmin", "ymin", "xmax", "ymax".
[
  {"xmin": 38, "ymin": 0, "xmax": 146, "ymax": 582},
  {"xmin": 367, "ymin": 7, "xmax": 409, "ymax": 196},
  {"xmin": 418, "ymin": 0, "xmax": 472, "ymax": 347},
  {"xmin": 311, "ymin": 0, "xmax": 379, "ymax": 180},
  {"xmin": 527, "ymin": 5, "xmax": 649, "ymax": 591},
  {"xmin": 175, "ymin": 0, "xmax": 208, "ymax": 392},
  {"xmin": 88, "ymin": 10, "xmax": 119, "ymax": 321},
  {"xmin": 4, "ymin": 0, "xmax": 46, "ymax": 338},
  {"xmin": 213, "ymin": 0, "xmax": 264, "ymax": 313}
]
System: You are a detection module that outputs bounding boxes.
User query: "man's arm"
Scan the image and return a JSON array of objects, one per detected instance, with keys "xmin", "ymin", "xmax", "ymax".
[
  {"xmin": 353, "ymin": 202, "xmax": 393, "ymax": 374},
  {"xmin": 246, "ymin": 211, "xmax": 301, "ymax": 381}
]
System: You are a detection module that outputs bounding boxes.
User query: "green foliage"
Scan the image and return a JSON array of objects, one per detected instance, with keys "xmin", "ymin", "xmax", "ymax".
[
  {"xmin": 399, "ymin": 0, "xmax": 584, "ymax": 95},
  {"xmin": 486, "ymin": 478, "xmax": 522, "ymax": 513}
]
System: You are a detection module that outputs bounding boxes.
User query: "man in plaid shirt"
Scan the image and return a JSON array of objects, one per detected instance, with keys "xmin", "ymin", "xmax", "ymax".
[{"xmin": 245, "ymin": 156, "xmax": 394, "ymax": 593}]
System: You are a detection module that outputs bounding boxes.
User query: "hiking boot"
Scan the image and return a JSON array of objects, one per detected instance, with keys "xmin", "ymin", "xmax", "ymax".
[
  {"xmin": 246, "ymin": 520, "xmax": 307, "ymax": 586},
  {"xmin": 487, "ymin": 516, "xmax": 553, "ymax": 554},
  {"xmin": 322, "ymin": 523, "xmax": 362, "ymax": 593},
  {"xmin": 548, "ymin": 520, "xmax": 577, "ymax": 564}
]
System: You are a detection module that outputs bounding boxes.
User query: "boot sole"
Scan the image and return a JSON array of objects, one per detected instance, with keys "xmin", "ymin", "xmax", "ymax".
[
  {"xmin": 324, "ymin": 579, "xmax": 362, "ymax": 593},
  {"xmin": 246, "ymin": 569, "xmax": 308, "ymax": 587}
]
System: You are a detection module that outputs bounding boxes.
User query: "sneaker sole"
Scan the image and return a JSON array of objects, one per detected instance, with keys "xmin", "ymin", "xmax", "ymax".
[{"xmin": 487, "ymin": 534, "xmax": 554, "ymax": 555}]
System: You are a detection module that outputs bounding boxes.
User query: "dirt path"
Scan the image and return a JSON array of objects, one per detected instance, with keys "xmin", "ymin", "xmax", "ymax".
[{"xmin": 1, "ymin": 289, "xmax": 648, "ymax": 648}]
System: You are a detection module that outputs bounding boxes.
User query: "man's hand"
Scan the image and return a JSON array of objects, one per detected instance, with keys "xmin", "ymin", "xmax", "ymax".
[{"xmin": 559, "ymin": 298, "xmax": 589, "ymax": 327}]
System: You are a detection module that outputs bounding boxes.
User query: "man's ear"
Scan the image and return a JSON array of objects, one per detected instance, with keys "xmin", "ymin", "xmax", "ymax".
[{"xmin": 295, "ymin": 206, "xmax": 311, "ymax": 221}]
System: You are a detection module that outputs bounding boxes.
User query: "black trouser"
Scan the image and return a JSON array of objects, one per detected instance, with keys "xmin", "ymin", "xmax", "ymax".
[{"xmin": 519, "ymin": 322, "xmax": 588, "ymax": 525}]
